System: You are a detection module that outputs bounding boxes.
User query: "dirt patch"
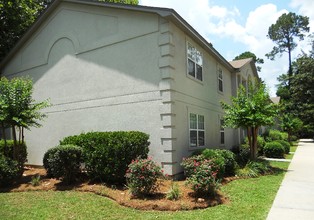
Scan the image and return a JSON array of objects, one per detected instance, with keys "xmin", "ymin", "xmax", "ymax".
[{"xmin": 0, "ymin": 166, "xmax": 230, "ymax": 211}]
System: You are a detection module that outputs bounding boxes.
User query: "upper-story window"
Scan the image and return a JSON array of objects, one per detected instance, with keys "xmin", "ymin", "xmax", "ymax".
[
  {"xmin": 218, "ymin": 68, "xmax": 223, "ymax": 92},
  {"xmin": 220, "ymin": 118, "xmax": 225, "ymax": 145},
  {"xmin": 187, "ymin": 43, "xmax": 203, "ymax": 81}
]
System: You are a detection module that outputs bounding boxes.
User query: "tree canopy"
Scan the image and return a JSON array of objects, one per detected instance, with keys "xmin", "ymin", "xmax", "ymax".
[
  {"xmin": 266, "ymin": 12, "xmax": 310, "ymax": 84},
  {"xmin": 233, "ymin": 51, "xmax": 264, "ymax": 72},
  {"xmin": 221, "ymin": 80, "xmax": 277, "ymax": 159}
]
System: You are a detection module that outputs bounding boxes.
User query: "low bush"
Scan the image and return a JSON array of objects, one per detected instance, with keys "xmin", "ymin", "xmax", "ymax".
[
  {"xmin": 0, "ymin": 155, "xmax": 19, "ymax": 186},
  {"xmin": 236, "ymin": 148, "xmax": 251, "ymax": 167},
  {"xmin": 264, "ymin": 142, "xmax": 285, "ymax": 158},
  {"xmin": 60, "ymin": 131, "xmax": 149, "ymax": 183},
  {"xmin": 276, "ymin": 140, "xmax": 290, "ymax": 154},
  {"xmin": 0, "ymin": 140, "xmax": 27, "ymax": 165},
  {"xmin": 257, "ymin": 136, "xmax": 266, "ymax": 155},
  {"xmin": 236, "ymin": 159, "xmax": 272, "ymax": 178},
  {"xmin": 43, "ymin": 145, "xmax": 83, "ymax": 184},
  {"xmin": 266, "ymin": 130, "xmax": 288, "ymax": 142},
  {"xmin": 181, "ymin": 156, "xmax": 219, "ymax": 196},
  {"xmin": 191, "ymin": 149, "xmax": 237, "ymax": 177},
  {"xmin": 125, "ymin": 157, "xmax": 163, "ymax": 196}
]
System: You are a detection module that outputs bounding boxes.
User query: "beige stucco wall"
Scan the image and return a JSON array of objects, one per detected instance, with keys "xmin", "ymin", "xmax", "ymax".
[
  {"xmin": 2, "ymin": 2, "xmax": 167, "ymax": 169},
  {"xmin": 2, "ymin": 2, "xmax": 258, "ymax": 176}
]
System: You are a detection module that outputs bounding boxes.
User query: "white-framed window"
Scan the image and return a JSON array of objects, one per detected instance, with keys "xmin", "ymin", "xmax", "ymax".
[
  {"xmin": 220, "ymin": 118, "xmax": 225, "ymax": 145},
  {"xmin": 218, "ymin": 68, "xmax": 223, "ymax": 92},
  {"xmin": 187, "ymin": 42, "xmax": 203, "ymax": 81},
  {"xmin": 189, "ymin": 113, "xmax": 205, "ymax": 147}
]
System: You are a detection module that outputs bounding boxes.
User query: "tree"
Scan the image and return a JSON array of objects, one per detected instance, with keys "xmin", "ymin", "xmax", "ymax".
[
  {"xmin": 0, "ymin": 77, "xmax": 50, "ymax": 161},
  {"xmin": 0, "ymin": 0, "xmax": 138, "ymax": 62},
  {"xmin": 281, "ymin": 114, "xmax": 303, "ymax": 142},
  {"xmin": 233, "ymin": 51, "xmax": 264, "ymax": 72},
  {"xmin": 221, "ymin": 80, "xmax": 277, "ymax": 159},
  {"xmin": 266, "ymin": 12, "xmax": 310, "ymax": 85}
]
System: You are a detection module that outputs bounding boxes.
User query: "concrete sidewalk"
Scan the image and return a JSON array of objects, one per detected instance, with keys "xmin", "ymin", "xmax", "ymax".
[{"xmin": 267, "ymin": 139, "xmax": 314, "ymax": 220}]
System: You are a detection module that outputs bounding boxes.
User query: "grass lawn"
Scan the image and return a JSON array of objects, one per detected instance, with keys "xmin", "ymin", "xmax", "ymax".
[{"xmin": 0, "ymin": 161, "xmax": 289, "ymax": 220}]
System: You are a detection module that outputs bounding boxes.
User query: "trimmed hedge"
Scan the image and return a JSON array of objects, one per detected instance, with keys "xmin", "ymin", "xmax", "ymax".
[
  {"xmin": 43, "ymin": 145, "xmax": 83, "ymax": 184},
  {"xmin": 59, "ymin": 131, "xmax": 150, "ymax": 183},
  {"xmin": 266, "ymin": 130, "xmax": 288, "ymax": 142},
  {"xmin": 276, "ymin": 140, "xmax": 290, "ymax": 154},
  {"xmin": 0, "ymin": 155, "xmax": 19, "ymax": 186},
  {"xmin": 0, "ymin": 140, "xmax": 27, "ymax": 165},
  {"xmin": 264, "ymin": 141, "xmax": 285, "ymax": 158}
]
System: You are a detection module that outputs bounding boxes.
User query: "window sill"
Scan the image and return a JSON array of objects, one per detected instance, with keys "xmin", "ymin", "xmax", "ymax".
[{"xmin": 186, "ymin": 74, "xmax": 204, "ymax": 85}]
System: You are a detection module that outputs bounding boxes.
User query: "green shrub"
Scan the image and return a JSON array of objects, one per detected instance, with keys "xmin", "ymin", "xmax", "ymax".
[
  {"xmin": 217, "ymin": 150, "xmax": 238, "ymax": 176},
  {"xmin": 257, "ymin": 136, "xmax": 266, "ymax": 155},
  {"xmin": 236, "ymin": 160, "xmax": 271, "ymax": 178},
  {"xmin": 246, "ymin": 160, "xmax": 272, "ymax": 175},
  {"xmin": 0, "ymin": 140, "xmax": 27, "ymax": 165},
  {"xmin": 264, "ymin": 142, "xmax": 285, "ymax": 158},
  {"xmin": 192, "ymin": 148, "xmax": 238, "ymax": 176},
  {"xmin": 0, "ymin": 155, "xmax": 19, "ymax": 186},
  {"xmin": 200, "ymin": 149, "xmax": 225, "ymax": 179},
  {"xmin": 60, "ymin": 131, "xmax": 150, "ymax": 183},
  {"xmin": 43, "ymin": 145, "xmax": 83, "ymax": 184},
  {"xmin": 125, "ymin": 157, "xmax": 163, "ymax": 196},
  {"xmin": 236, "ymin": 148, "xmax": 251, "ymax": 167},
  {"xmin": 181, "ymin": 157, "xmax": 219, "ymax": 196},
  {"xmin": 266, "ymin": 130, "xmax": 288, "ymax": 142},
  {"xmin": 276, "ymin": 140, "xmax": 290, "ymax": 154}
]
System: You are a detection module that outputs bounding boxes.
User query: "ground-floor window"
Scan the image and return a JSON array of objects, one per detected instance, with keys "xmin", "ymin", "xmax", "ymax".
[
  {"xmin": 220, "ymin": 118, "xmax": 225, "ymax": 145},
  {"xmin": 189, "ymin": 113, "xmax": 205, "ymax": 147}
]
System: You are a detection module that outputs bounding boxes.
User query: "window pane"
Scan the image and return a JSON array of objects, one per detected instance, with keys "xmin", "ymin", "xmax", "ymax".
[
  {"xmin": 187, "ymin": 44, "xmax": 195, "ymax": 60},
  {"xmin": 198, "ymin": 115, "xmax": 204, "ymax": 129},
  {"xmin": 198, "ymin": 131, "xmax": 205, "ymax": 146},
  {"xmin": 190, "ymin": 113, "xmax": 197, "ymax": 129},
  {"xmin": 188, "ymin": 59, "xmax": 196, "ymax": 77},
  {"xmin": 196, "ymin": 51, "xmax": 202, "ymax": 66},
  {"xmin": 219, "ymin": 79, "xmax": 223, "ymax": 92},
  {"xmin": 196, "ymin": 64, "xmax": 202, "ymax": 81},
  {"xmin": 220, "ymin": 132, "xmax": 225, "ymax": 145},
  {"xmin": 190, "ymin": 130, "xmax": 197, "ymax": 147}
]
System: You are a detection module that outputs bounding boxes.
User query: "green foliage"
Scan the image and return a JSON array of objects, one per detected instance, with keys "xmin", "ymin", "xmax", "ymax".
[
  {"xmin": 236, "ymin": 160, "xmax": 272, "ymax": 178},
  {"xmin": 0, "ymin": 140, "xmax": 27, "ymax": 165},
  {"xmin": 236, "ymin": 148, "xmax": 251, "ymax": 167},
  {"xmin": 0, "ymin": 1, "xmax": 47, "ymax": 61},
  {"xmin": 267, "ymin": 129, "xmax": 288, "ymax": 142},
  {"xmin": 221, "ymin": 79, "xmax": 277, "ymax": 159},
  {"xmin": 276, "ymin": 140, "xmax": 290, "ymax": 154},
  {"xmin": 201, "ymin": 149, "xmax": 226, "ymax": 179},
  {"xmin": 60, "ymin": 131, "xmax": 149, "ymax": 183},
  {"xmin": 264, "ymin": 142, "xmax": 285, "ymax": 158},
  {"xmin": 30, "ymin": 174, "xmax": 41, "ymax": 186},
  {"xmin": 166, "ymin": 182, "xmax": 181, "ymax": 200},
  {"xmin": 233, "ymin": 51, "xmax": 264, "ymax": 72},
  {"xmin": 0, "ymin": 155, "xmax": 19, "ymax": 186},
  {"xmin": 181, "ymin": 157, "xmax": 219, "ymax": 197},
  {"xmin": 43, "ymin": 145, "xmax": 83, "ymax": 184},
  {"xmin": 281, "ymin": 114, "xmax": 303, "ymax": 141},
  {"xmin": 125, "ymin": 157, "xmax": 163, "ymax": 196},
  {"xmin": 199, "ymin": 149, "xmax": 237, "ymax": 177}
]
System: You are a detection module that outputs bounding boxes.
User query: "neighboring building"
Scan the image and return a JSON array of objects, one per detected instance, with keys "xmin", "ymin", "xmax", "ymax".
[{"xmin": 0, "ymin": 0, "xmax": 258, "ymax": 176}]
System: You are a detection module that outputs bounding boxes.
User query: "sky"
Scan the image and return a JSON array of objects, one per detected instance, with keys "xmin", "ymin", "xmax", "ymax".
[{"xmin": 139, "ymin": 0, "xmax": 314, "ymax": 96}]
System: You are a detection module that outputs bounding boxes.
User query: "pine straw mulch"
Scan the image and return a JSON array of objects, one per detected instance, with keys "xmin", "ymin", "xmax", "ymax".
[{"xmin": 0, "ymin": 166, "xmax": 234, "ymax": 211}]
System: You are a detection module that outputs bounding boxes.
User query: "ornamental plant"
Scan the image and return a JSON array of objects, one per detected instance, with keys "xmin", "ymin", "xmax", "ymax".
[
  {"xmin": 125, "ymin": 157, "xmax": 163, "ymax": 196},
  {"xmin": 181, "ymin": 155, "xmax": 220, "ymax": 196}
]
